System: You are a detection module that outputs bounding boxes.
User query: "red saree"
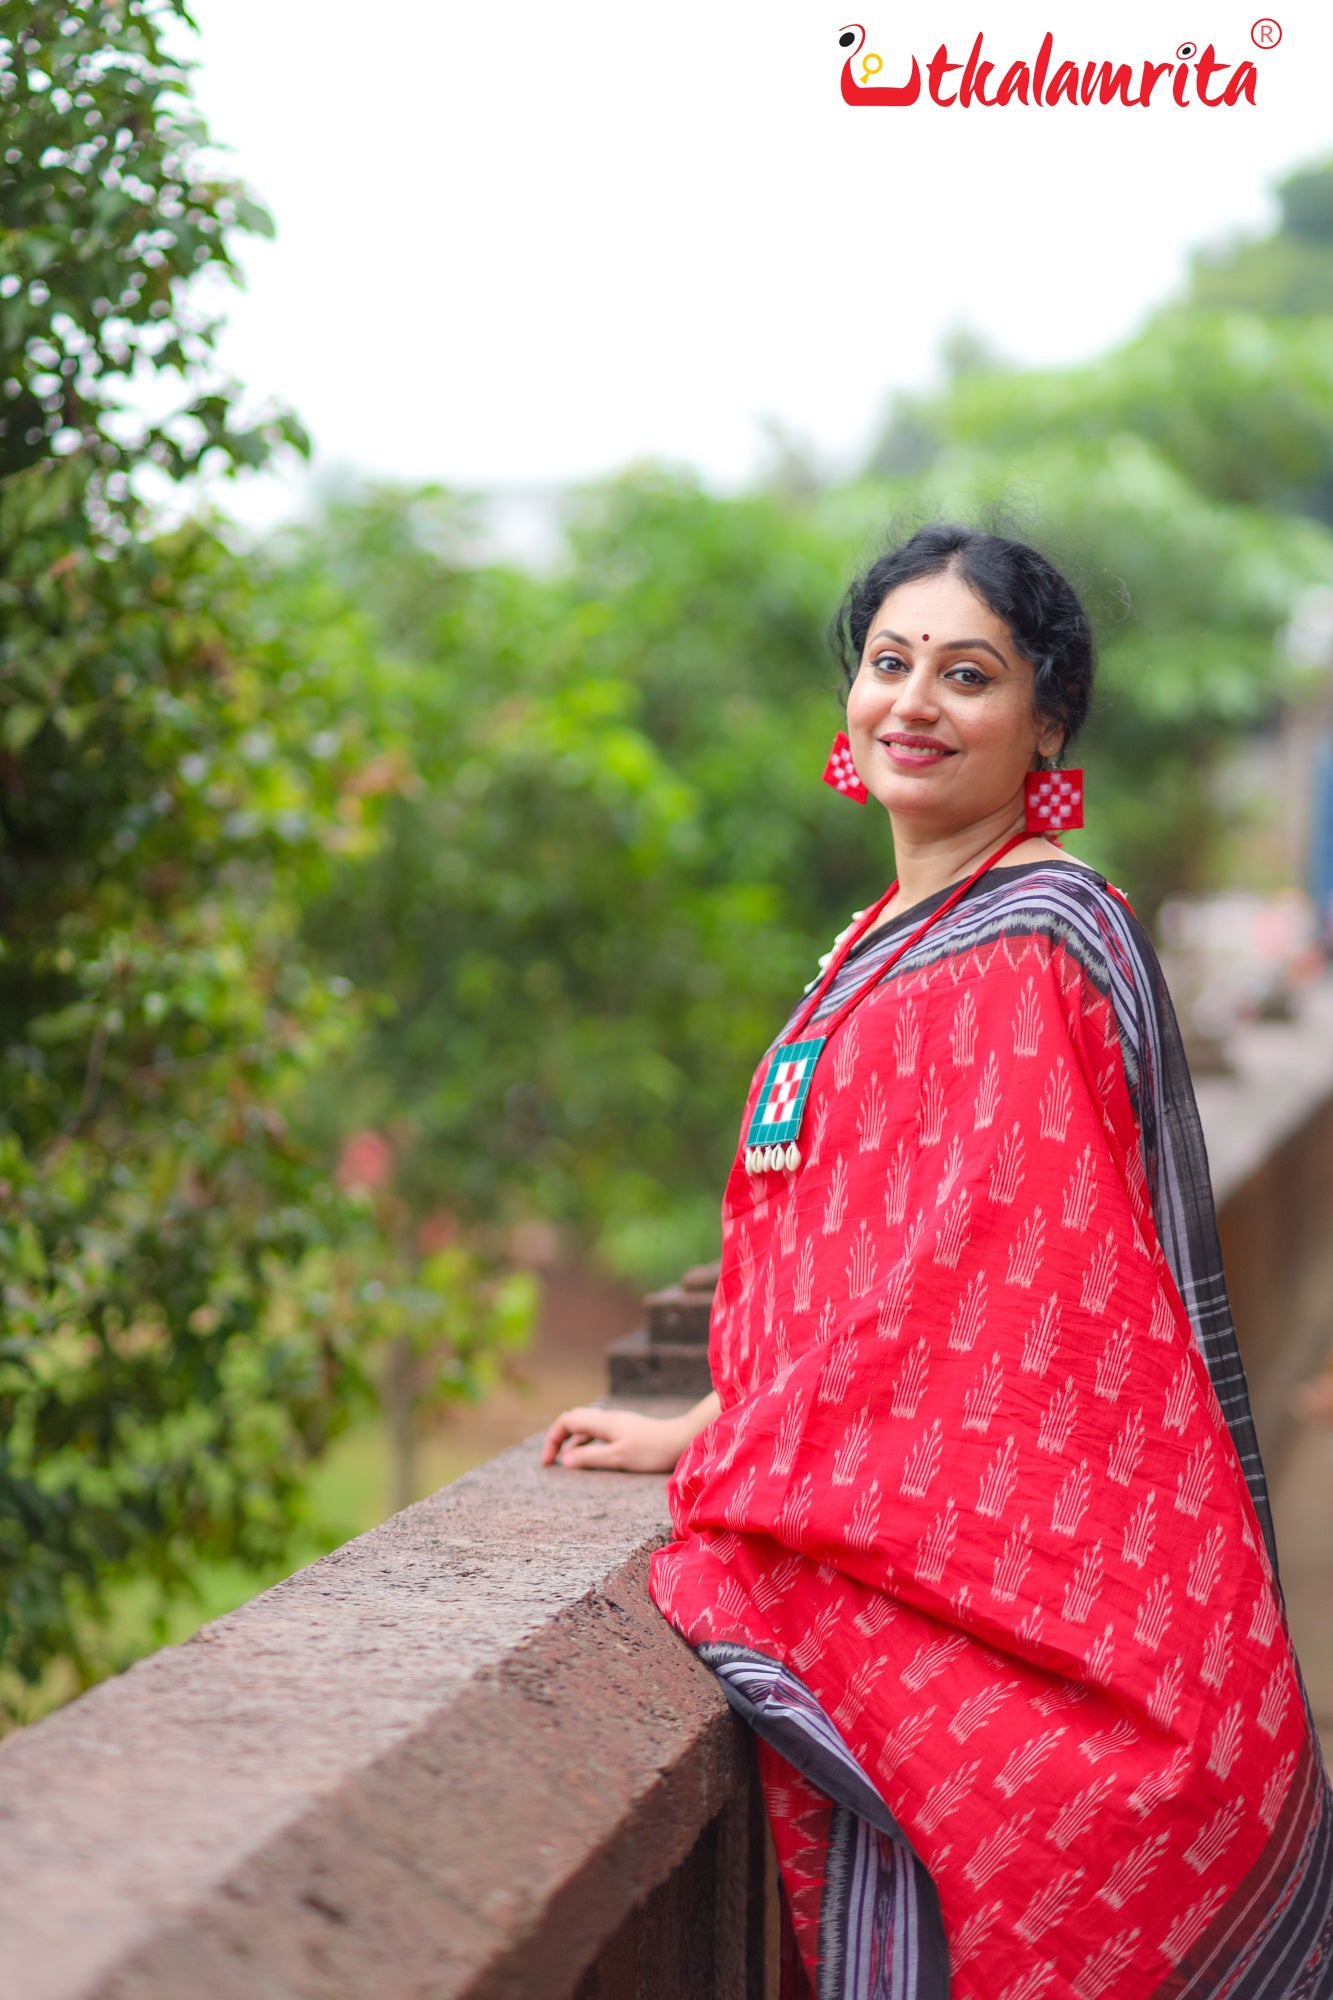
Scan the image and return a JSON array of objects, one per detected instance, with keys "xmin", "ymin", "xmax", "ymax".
[{"xmin": 649, "ymin": 860, "xmax": 1333, "ymax": 1999}]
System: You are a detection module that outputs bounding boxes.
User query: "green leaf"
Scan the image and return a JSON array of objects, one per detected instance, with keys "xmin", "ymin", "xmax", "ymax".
[{"xmin": 2, "ymin": 703, "xmax": 46, "ymax": 753}]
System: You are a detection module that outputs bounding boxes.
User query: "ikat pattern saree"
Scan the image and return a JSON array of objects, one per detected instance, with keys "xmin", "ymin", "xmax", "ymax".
[{"xmin": 649, "ymin": 862, "xmax": 1333, "ymax": 1999}]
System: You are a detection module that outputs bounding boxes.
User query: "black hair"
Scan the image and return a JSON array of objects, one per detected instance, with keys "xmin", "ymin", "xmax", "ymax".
[{"xmin": 831, "ymin": 523, "xmax": 1095, "ymax": 757}]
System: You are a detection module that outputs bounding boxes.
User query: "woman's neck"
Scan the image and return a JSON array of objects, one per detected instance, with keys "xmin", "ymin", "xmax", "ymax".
[{"xmin": 886, "ymin": 804, "xmax": 1042, "ymax": 916}]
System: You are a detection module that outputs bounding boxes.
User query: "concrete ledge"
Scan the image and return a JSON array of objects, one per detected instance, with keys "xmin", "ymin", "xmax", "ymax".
[
  {"xmin": 1195, "ymin": 977, "xmax": 1333, "ymax": 1469},
  {"xmin": 0, "ymin": 1426, "xmax": 751, "ymax": 2000},
  {"xmin": 1195, "ymin": 979, "xmax": 1333, "ymax": 1210}
]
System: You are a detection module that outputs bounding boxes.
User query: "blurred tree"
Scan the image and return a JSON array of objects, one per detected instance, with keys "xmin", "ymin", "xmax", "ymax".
[
  {"xmin": 864, "ymin": 392, "xmax": 939, "ymax": 479},
  {"xmin": 262, "ymin": 474, "xmax": 892, "ymax": 1279},
  {"xmin": 0, "ymin": 4, "xmax": 531, "ymax": 1704},
  {"xmin": 1191, "ymin": 157, "xmax": 1333, "ymax": 318},
  {"xmin": 933, "ymin": 314, "xmax": 1333, "ymax": 520}
]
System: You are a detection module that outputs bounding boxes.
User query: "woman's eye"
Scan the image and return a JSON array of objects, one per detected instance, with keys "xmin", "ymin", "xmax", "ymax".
[
  {"xmin": 871, "ymin": 653, "xmax": 909, "ymax": 674},
  {"xmin": 949, "ymin": 666, "xmax": 991, "ymax": 688}
]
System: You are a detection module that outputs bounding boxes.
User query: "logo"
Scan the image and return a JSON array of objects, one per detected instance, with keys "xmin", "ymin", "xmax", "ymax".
[{"xmin": 838, "ymin": 23, "xmax": 1268, "ymax": 108}]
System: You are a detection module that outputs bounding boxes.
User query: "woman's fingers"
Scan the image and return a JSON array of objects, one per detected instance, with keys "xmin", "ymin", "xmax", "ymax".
[
  {"xmin": 541, "ymin": 1410, "xmax": 579, "ymax": 1463},
  {"xmin": 542, "ymin": 1385, "xmax": 709, "ymax": 1474},
  {"xmin": 540, "ymin": 1406, "xmax": 616, "ymax": 1464},
  {"xmin": 541, "ymin": 1406, "xmax": 681, "ymax": 1473},
  {"xmin": 556, "ymin": 1436, "xmax": 627, "ymax": 1470}
]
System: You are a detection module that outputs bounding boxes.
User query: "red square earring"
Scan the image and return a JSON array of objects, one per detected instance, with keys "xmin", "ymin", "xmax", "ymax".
[
  {"xmin": 1024, "ymin": 767, "xmax": 1084, "ymax": 835},
  {"xmin": 822, "ymin": 731, "xmax": 868, "ymax": 803}
]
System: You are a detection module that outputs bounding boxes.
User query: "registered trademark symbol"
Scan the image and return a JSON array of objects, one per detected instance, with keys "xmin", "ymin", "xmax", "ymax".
[{"xmin": 1251, "ymin": 17, "xmax": 1282, "ymax": 47}]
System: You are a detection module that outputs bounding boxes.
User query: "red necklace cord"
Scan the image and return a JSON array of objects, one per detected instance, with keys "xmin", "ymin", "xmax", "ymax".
[{"xmin": 787, "ymin": 830, "xmax": 1032, "ymax": 1049}]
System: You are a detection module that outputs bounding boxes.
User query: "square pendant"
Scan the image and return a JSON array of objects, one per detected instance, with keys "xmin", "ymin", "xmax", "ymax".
[{"xmin": 745, "ymin": 1037, "xmax": 826, "ymax": 1149}]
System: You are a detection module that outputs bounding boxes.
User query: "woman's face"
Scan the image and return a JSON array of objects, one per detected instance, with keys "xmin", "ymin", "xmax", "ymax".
[{"xmin": 844, "ymin": 569, "xmax": 1064, "ymax": 832}]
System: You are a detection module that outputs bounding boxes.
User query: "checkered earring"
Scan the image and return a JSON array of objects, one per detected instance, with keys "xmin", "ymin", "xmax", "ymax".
[
  {"xmin": 1024, "ymin": 766, "xmax": 1084, "ymax": 835},
  {"xmin": 822, "ymin": 731, "xmax": 868, "ymax": 804}
]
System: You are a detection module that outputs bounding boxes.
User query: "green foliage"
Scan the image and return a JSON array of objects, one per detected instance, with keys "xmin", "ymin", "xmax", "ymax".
[
  {"xmin": 0, "ymin": 5, "xmax": 532, "ymax": 1704},
  {"xmin": 1191, "ymin": 157, "xmax": 1333, "ymax": 319},
  {"xmin": 870, "ymin": 156, "xmax": 1333, "ymax": 523},
  {"xmin": 924, "ymin": 314, "xmax": 1333, "ymax": 518},
  {"xmin": 266, "ymin": 476, "xmax": 883, "ymax": 1280},
  {"xmin": 0, "ymin": 498, "xmax": 374, "ymax": 1692},
  {"xmin": 0, "ymin": 0, "xmax": 304, "ymax": 487}
]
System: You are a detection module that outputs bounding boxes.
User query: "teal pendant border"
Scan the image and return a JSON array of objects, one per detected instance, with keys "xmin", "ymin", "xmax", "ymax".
[{"xmin": 745, "ymin": 1036, "xmax": 826, "ymax": 1148}]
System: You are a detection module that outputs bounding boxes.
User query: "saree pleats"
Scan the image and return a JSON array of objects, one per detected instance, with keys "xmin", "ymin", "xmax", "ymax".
[{"xmin": 649, "ymin": 863, "xmax": 1333, "ymax": 1998}]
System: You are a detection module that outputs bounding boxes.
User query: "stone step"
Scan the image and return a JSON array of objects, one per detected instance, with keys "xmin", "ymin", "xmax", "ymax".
[
  {"xmin": 606, "ymin": 1325, "xmax": 713, "ymax": 1399},
  {"xmin": 643, "ymin": 1261, "xmax": 718, "ymax": 1348}
]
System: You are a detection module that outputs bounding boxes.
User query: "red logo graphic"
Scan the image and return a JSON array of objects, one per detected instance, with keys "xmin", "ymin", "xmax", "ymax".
[
  {"xmin": 838, "ymin": 22, "xmax": 1266, "ymax": 108},
  {"xmin": 838, "ymin": 23, "xmax": 920, "ymax": 104}
]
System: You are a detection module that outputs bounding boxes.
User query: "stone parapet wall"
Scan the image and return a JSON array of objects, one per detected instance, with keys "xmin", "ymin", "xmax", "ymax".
[{"xmin": 0, "ymin": 1433, "xmax": 772, "ymax": 1999}]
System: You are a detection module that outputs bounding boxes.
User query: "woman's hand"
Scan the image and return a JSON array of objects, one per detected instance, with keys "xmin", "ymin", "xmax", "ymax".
[
  {"xmin": 541, "ymin": 1404, "xmax": 689, "ymax": 1473},
  {"xmin": 541, "ymin": 1391, "xmax": 720, "ymax": 1474}
]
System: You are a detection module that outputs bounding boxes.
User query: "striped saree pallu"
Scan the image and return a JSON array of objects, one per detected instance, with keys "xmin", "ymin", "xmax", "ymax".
[{"xmin": 649, "ymin": 865, "xmax": 1333, "ymax": 2000}]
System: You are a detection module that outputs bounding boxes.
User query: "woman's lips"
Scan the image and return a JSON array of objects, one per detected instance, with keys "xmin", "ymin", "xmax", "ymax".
[{"xmin": 880, "ymin": 733, "xmax": 956, "ymax": 769}]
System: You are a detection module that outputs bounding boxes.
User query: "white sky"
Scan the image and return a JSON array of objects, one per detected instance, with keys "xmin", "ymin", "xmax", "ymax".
[{"xmin": 183, "ymin": 0, "xmax": 1333, "ymax": 524}]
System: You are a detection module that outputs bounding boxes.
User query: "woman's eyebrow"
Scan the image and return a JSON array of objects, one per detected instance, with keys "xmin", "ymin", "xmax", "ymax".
[{"xmin": 936, "ymin": 637, "xmax": 1010, "ymax": 668}]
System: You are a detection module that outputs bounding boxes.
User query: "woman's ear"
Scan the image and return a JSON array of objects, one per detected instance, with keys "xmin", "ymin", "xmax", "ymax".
[{"xmin": 1035, "ymin": 716, "xmax": 1066, "ymax": 766}]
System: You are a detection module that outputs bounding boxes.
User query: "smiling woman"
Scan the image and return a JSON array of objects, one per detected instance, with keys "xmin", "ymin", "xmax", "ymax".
[
  {"xmin": 544, "ymin": 525, "xmax": 1333, "ymax": 1999},
  {"xmin": 837, "ymin": 528, "xmax": 1093, "ymax": 935}
]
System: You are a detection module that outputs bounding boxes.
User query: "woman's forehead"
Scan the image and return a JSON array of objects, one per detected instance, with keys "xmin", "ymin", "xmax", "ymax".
[{"xmin": 868, "ymin": 574, "xmax": 1021, "ymax": 655}]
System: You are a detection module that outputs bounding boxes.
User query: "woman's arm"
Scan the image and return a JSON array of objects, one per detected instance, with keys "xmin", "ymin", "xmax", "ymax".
[{"xmin": 541, "ymin": 1389, "xmax": 721, "ymax": 1473}]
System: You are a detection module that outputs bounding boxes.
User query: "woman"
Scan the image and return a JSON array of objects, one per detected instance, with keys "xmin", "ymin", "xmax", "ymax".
[{"xmin": 543, "ymin": 525, "xmax": 1333, "ymax": 1998}]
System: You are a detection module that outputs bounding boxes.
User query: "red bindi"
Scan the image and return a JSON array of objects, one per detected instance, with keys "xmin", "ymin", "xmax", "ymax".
[{"xmin": 922, "ymin": 633, "xmax": 929, "ymax": 640}]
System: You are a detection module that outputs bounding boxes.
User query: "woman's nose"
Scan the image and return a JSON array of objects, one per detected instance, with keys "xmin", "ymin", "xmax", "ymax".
[{"xmin": 890, "ymin": 666, "xmax": 939, "ymax": 719}]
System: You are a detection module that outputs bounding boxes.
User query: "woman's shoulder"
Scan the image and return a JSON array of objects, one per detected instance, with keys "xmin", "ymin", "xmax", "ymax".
[
  {"xmin": 985, "ymin": 855, "xmax": 1135, "ymax": 926},
  {"xmin": 813, "ymin": 859, "xmax": 1158, "ymax": 1007},
  {"xmin": 978, "ymin": 858, "xmax": 1160, "ymax": 995}
]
